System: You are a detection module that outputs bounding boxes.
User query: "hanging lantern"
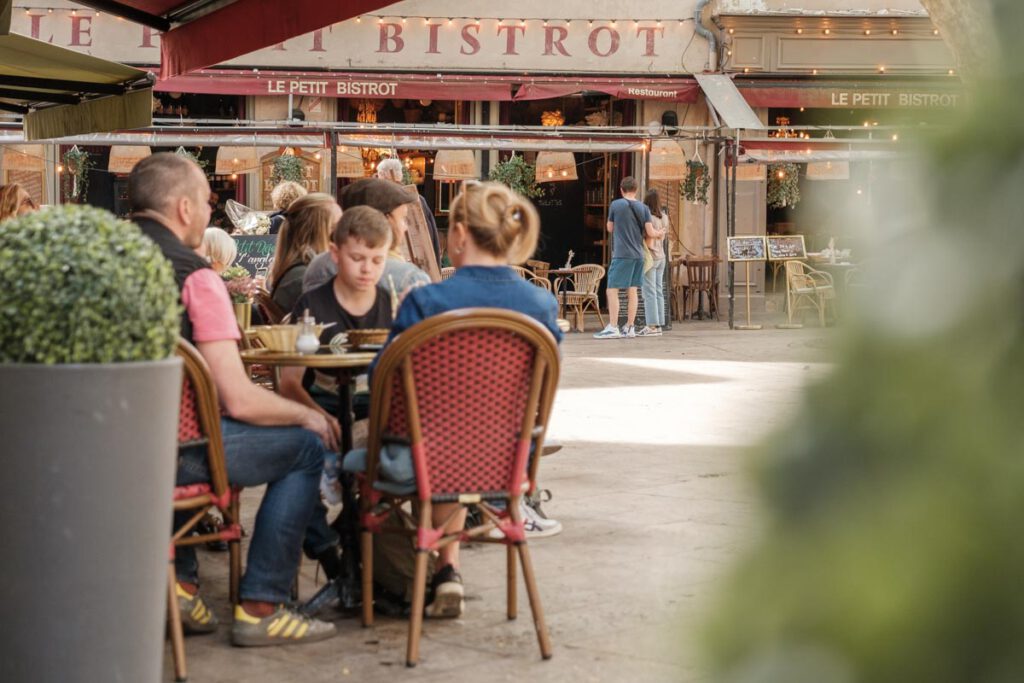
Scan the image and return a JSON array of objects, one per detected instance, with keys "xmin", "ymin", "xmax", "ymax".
[
  {"xmin": 2, "ymin": 145, "xmax": 45, "ymax": 172},
  {"xmin": 534, "ymin": 151, "xmax": 578, "ymax": 183},
  {"xmin": 107, "ymin": 145, "xmax": 151, "ymax": 174},
  {"xmin": 335, "ymin": 146, "xmax": 366, "ymax": 178},
  {"xmin": 433, "ymin": 149, "xmax": 477, "ymax": 181},
  {"xmin": 806, "ymin": 160, "xmax": 850, "ymax": 180},
  {"xmin": 648, "ymin": 140, "xmax": 687, "ymax": 180},
  {"xmin": 214, "ymin": 147, "xmax": 260, "ymax": 175}
]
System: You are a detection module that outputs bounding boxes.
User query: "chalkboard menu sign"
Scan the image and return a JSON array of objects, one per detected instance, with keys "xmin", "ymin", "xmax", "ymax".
[
  {"xmin": 767, "ymin": 235, "xmax": 807, "ymax": 261},
  {"xmin": 233, "ymin": 235, "xmax": 277, "ymax": 276},
  {"xmin": 402, "ymin": 185, "xmax": 441, "ymax": 282},
  {"xmin": 727, "ymin": 236, "xmax": 766, "ymax": 262}
]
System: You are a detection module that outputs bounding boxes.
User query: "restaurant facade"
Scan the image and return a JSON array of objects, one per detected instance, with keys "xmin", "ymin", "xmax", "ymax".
[{"xmin": 1, "ymin": 0, "xmax": 957, "ymax": 294}]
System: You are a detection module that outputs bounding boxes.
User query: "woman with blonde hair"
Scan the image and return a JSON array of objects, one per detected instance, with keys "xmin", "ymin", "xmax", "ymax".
[
  {"xmin": 199, "ymin": 227, "xmax": 237, "ymax": 274},
  {"xmin": 357, "ymin": 180, "xmax": 563, "ymax": 619},
  {"xmin": 268, "ymin": 180, "xmax": 308, "ymax": 235},
  {"xmin": 0, "ymin": 184, "xmax": 38, "ymax": 222},
  {"xmin": 268, "ymin": 192, "xmax": 339, "ymax": 312}
]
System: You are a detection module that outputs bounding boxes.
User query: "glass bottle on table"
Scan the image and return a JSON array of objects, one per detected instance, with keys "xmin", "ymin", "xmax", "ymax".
[{"xmin": 295, "ymin": 308, "xmax": 319, "ymax": 355}]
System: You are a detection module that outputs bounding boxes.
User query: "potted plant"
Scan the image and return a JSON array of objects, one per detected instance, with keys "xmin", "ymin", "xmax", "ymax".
[
  {"xmin": 488, "ymin": 154, "xmax": 546, "ymax": 199},
  {"xmin": 62, "ymin": 145, "xmax": 93, "ymax": 202},
  {"xmin": 271, "ymin": 153, "xmax": 306, "ymax": 185},
  {"xmin": 222, "ymin": 264, "xmax": 255, "ymax": 329},
  {"xmin": 0, "ymin": 205, "xmax": 182, "ymax": 682}
]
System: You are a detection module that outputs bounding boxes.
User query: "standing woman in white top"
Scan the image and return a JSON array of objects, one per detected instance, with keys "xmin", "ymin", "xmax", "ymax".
[{"xmin": 639, "ymin": 189, "xmax": 669, "ymax": 336}]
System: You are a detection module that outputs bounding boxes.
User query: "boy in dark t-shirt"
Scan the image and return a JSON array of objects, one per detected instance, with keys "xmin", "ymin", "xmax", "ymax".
[{"xmin": 279, "ymin": 206, "xmax": 394, "ymax": 430}]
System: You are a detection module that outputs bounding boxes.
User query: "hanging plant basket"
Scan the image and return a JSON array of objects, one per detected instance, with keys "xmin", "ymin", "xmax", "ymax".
[
  {"xmin": 767, "ymin": 163, "xmax": 801, "ymax": 209},
  {"xmin": 681, "ymin": 160, "xmax": 711, "ymax": 204},
  {"xmin": 62, "ymin": 147, "xmax": 93, "ymax": 202},
  {"xmin": 271, "ymin": 154, "xmax": 306, "ymax": 185},
  {"xmin": 488, "ymin": 155, "xmax": 545, "ymax": 199},
  {"xmin": 174, "ymin": 146, "xmax": 208, "ymax": 171}
]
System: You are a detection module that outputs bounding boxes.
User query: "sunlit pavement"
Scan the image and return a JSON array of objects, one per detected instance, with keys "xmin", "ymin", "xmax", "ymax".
[{"xmin": 166, "ymin": 318, "xmax": 834, "ymax": 682}]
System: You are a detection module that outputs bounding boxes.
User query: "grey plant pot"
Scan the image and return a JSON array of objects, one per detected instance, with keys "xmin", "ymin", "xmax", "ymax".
[{"xmin": 0, "ymin": 358, "xmax": 182, "ymax": 683}]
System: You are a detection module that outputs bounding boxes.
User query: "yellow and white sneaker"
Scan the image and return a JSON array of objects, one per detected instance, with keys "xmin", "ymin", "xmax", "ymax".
[
  {"xmin": 231, "ymin": 604, "xmax": 336, "ymax": 647},
  {"xmin": 175, "ymin": 582, "xmax": 218, "ymax": 635}
]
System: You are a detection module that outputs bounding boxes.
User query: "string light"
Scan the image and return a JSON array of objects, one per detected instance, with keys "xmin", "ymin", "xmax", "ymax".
[
  {"xmin": 948, "ymin": 69, "xmax": 956, "ymax": 76},
  {"xmin": 933, "ymin": 28, "xmax": 940, "ymax": 36},
  {"xmin": 823, "ymin": 28, "xmax": 830, "ymax": 35},
  {"xmin": 864, "ymin": 29, "xmax": 871, "ymax": 35},
  {"xmin": 796, "ymin": 28, "xmax": 803, "ymax": 34},
  {"xmin": 891, "ymin": 28, "xmax": 899, "ymax": 36},
  {"xmin": 878, "ymin": 65, "xmax": 886, "ymax": 73}
]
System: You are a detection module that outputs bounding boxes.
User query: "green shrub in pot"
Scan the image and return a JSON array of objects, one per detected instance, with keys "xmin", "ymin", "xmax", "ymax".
[
  {"xmin": 0, "ymin": 204, "xmax": 184, "ymax": 683},
  {"xmin": 0, "ymin": 205, "xmax": 180, "ymax": 363}
]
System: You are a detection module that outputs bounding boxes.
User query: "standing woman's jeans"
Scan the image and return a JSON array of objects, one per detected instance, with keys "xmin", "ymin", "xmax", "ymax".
[{"xmin": 642, "ymin": 258, "xmax": 667, "ymax": 327}]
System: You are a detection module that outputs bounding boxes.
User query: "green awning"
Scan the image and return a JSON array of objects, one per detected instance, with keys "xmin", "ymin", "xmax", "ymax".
[{"xmin": 0, "ymin": 4, "xmax": 153, "ymax": 140}]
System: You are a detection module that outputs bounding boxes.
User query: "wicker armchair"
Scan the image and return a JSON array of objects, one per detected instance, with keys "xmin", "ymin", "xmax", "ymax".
[
  {"xmin": 440, "ymin": 267, "xmax": 456, "ymax": 281},
  {"xmin": 556, "ymin": 264, "xmax": 606, "ymax": 332},
  {"xmin": 359, "ymin": 309, "xmax": 559, "ymax": 666},
  {"xmin": 785, "ymin": 260, "xmax": 836, "ymax": 326}
]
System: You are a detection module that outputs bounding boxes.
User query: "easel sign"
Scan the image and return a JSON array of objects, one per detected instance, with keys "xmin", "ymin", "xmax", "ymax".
[
  {"xmin": 402, "ymin": 184, "xmax": 441, "ymax": 282},
  {"xmin": 766, "ymin": 235, "xmax": 807, "ymax": 261},
  {"xmin": 767, "ymin": 235, "xmax": 808, "ymax": 329},
  {"xmin": 727, "ymin": 236, "xmax": 766, "ymax": 331}
]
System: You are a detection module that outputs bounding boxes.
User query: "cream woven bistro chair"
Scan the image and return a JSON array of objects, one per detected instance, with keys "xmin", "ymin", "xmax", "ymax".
[
  {"xmin": 785, "ymin": 260, "xmax": 836, "ymax": 326},
  {"xmin": 440, "ymin": 267, "xmax": 456, "ymax": 281},
  {"xmin": 557, "ymin": 264, "xmax": 606, "ymax": 332}
]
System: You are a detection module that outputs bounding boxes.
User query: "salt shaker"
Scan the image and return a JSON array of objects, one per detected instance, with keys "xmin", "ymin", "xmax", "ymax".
[{"xmin": 295, "ymin": 308, "xmax": 319, "ymax": 355}]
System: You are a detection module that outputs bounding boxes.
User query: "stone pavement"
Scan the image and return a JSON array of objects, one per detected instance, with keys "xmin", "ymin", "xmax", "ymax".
[{"xmin": 166, "ymin": 318, "xmax": 833, "ymax": 682}]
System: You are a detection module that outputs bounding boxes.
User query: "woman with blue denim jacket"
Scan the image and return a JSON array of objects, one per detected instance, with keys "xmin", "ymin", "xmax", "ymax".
[{"xmin": 374, "ymin": 181, "xmax": 564, "ymax": 618}]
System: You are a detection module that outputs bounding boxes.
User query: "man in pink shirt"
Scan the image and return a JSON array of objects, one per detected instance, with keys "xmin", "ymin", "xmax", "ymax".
[{"xmin": 131, "ymin": 153, "xmax": 336, "ymax": 647}]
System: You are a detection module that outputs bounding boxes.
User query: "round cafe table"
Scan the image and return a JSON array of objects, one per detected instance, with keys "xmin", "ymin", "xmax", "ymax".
[
  {"xmin": 546, "ymin": 268, "xmax": 575, "ymax": 319},
  {"xmin": 239, "ymin": 345, "xmax": 377, "ymax": 613}
]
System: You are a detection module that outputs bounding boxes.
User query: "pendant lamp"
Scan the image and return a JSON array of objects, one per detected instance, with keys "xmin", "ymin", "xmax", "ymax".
[
  {"xmin": 534, "ymin": 151, "xmax": 577, "ymax": 182},
  {"xmin": 648, "ymin": 140, "xmax": 686, "ymax": 180},
  {"xmin": 433, "ymin": 149, "xmax": 477, "ymax": 181}
]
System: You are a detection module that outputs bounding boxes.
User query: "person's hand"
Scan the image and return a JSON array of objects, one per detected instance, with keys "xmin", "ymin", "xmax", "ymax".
[
  {"xmin": 301, "ymin": 409, "xmax": 338, "ymax": 452},
  {"xmin": 327, "ymin": 414, "xmax": 341, "ymax": 448}
]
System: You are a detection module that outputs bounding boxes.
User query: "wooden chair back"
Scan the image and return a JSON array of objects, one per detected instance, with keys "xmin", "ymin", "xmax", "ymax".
[
  {"xmin": 509, "ymin": 265, "xmax": 530, "ymax": 279},
  {"xmin": 525, "ymin": 259, "xmax": 550, "ymax": 280},
  {"xmin": 253, "ymin": 287, "xmax": 286, "ymax": 324},
  {"xmin": 684, "ymin": 258, "xmax": 717, "ymax": 292}
]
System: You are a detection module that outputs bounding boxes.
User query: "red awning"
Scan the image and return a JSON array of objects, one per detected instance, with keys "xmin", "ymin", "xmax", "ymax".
[
  {"xmin": 157, "ymin": 70, "xmax": 515, "ymax": 101},
  {"xmin": 72, "ymin": 1, "xmax": 395, "ymax": 79},
  {"xmin": 514, "ymin": 79, "xmax": 699, "ymax": 103}
]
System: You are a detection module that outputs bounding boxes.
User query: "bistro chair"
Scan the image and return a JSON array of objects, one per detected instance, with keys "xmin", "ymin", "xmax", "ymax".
[
  {"xmin": 669, "ymin": 259, "xmax": 687, "ymax": 322},
  {"xmin": 168, "ymin": 339, "xmax": 243, "ymax": 682},
  {"xmin": 528, "ymin": 273, "xmax": 553, "ymax": 292},
  {"xmin": 253, "ymin": 287, "xmax": 286, "ymax": 325},
  {"xmin": 510, "ymin": 265, "xmax": 530, "ymax": 279},
  {"xmin": 557, "ymin": 264, "xmax": 606, "ymax": 332},
  {"xmin": 525, "ymin": 259, "xmax": 550, "ymax": 280},
  {"xmin": 358, "ymin": 309, "xmax": 559, "ymax": 667},
  {"xmin": 440, "ymin": 267, "xmax": 456, "ymax": 281},
  {"xmin": 683, "ymin": 258, "xmax": 719, "ymax": 321},
  {"xmin": 785, "ymin": 260, "xmax": 836, "ymax": 327}
]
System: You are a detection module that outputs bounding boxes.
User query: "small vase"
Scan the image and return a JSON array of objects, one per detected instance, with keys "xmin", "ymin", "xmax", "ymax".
[{"xmin": 233, "ymin": 301, "xmax": 252, "ymax": 330}]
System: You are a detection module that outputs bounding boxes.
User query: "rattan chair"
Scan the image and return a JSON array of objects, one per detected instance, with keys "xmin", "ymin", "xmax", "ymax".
[
  {"xmin": 359, "ymin": 309, "xmax": 560, "ymax": 667},
  {"xmin": 525, "ymin": 259, "xmax": 550, "ymax": 280},
  {"xmin": 168, "ymin": 340, "xmax": 243, "ymax": 682},
  {"xmin": 509, "ymin": 265, "xmax": 530, "ymax": 279},
  {"xmin": 556, "ymin": 264, "xmax": 606, "ymax": 332},
  {"xmin": 785, "ymin": 261, "xmax": 835, "ymax": 326},
  {"xmin": 528, "ymin": 274, "xmax": 552, "ymax": 292},
  {"xmin": 253, "ymin": 287, "xmax": 286, "ymax": 325},
  {"xmin": 440, "ymin": 267, "xmax": 456, "ymax": 281}
]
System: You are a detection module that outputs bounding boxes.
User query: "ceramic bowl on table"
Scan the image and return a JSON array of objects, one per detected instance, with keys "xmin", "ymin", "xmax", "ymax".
[{"xmin": 346, "ymin": 328, "xmax": 389, "ymax": 350}]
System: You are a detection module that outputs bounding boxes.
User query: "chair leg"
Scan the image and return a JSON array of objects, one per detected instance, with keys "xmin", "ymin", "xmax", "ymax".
[
  {"xmin": 405, "ymin": 550, "xmax": 430, "ymax": 667},
  {"xmin": 361, "ymin": 530, "xmax": 374, "ymax": 627},
  {"xmin": 516, "ymin": 542, "xmax": 553, "ymax": 660},
  {"xmin": 168, "ymin": 562, "xmax": 188, "ymax": 682},
  {"xmin": 507, "ymin": 543, "xmax": 517, "ymax": 620}
]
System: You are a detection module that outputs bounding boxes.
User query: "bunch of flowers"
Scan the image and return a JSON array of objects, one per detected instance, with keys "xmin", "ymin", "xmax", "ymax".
[{"xmin": 220, "ymin": 264, "xmax": 254, "ymax": 304}]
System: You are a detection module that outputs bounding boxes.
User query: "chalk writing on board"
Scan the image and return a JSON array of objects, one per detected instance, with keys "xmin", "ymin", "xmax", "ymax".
[
  {"xmin": 233, "ymin": 235, "xmax": 277, "ymax": 276},
  {"xmin": 766, "ymin": 235, "xmax": 807, "ymax": 261},
  {"xmin": 727, "ymin": 236, "xmax": 767, "ymax": 262}
]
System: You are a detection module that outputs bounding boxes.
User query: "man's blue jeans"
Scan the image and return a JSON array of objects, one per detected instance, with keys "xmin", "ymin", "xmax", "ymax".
[{"xmin": 176, "ymin": 418, "xmax": 330, "ymax": 604}]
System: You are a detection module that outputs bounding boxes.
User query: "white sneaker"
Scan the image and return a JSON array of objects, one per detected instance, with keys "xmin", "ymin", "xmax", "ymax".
[
  {"xmin": 622, "ymin": 325, "xmax": 637, "ymax": 338},
  {"xmin": 488, "ymin": 500, "xmax": 563, "ymax": 539},
  {"xmin": 593, "ymin": 324, "xmax": 622, "ymax": 339},
  {"xmin": 636, "ymin": 326, "xmax": 662, "ymax": 337}
]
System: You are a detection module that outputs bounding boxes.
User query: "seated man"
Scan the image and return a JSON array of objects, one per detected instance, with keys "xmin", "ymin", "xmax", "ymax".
[{"xmin": 130, "ymin": 152, "xmax": 337, "ymax": 647}]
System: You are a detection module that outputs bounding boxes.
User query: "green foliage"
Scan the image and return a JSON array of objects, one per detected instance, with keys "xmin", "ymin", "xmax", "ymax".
[
  {"xmin": 767, "ymin": 163, "xmax": 801, "ymax": 208},
  {"xmin": 681, "ymin": 160, "xmax": 711, "ymax": 204},
  {"xmin": 62, "ymin": 147, "xmax": 93, "ymax": 201},
  {"xmin": 0, "ymin": 205, "xmax": 180, "ymax": 364},
  {"xmin": 488, "ymin": 155, "xmax": 545, "ymax": 199},
  {"xmin": 271, "ymin": 154, "xmax": 305, "ymax": 185},
  {"xmin": 174, "ymin": 147, "xmax": 208, "ymax": 170},
  {"xmin": 702, "ymin": 3, "xmax": 1024, "ymax": 680}
]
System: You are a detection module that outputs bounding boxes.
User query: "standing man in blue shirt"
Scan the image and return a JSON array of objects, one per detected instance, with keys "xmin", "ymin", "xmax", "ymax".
[{"xmin": 594, "ymin": 176, "xmax": 653, "ymax": 339}]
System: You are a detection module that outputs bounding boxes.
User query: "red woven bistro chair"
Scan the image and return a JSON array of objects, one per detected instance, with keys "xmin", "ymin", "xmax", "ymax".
[
  {"xmin": 358, "ymin": 309, "xmax": 560, "ymax": 667},
  {"xmin": 168, "ymin": 339, "xmax": 243, "ymax": 682}
]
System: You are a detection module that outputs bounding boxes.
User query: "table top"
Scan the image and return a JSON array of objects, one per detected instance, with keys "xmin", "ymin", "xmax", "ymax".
[
  {"xmin": 547, "ymin": 268, "xmax": 576, "ymax": 276},
  {"xmin": 240, "ymin": 347, "xmax": 377, "ymax": 369}
]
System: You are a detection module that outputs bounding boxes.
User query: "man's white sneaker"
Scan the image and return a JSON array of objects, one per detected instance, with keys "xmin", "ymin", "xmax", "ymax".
[{"xmin": 593, "ymin": 324, "xmax": 622, "ymax": 339}]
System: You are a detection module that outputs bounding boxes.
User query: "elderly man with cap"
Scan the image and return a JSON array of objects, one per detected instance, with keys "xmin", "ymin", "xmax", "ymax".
[
  {"xmin": 375, "ymin": 158, "xmax": 441, "ymax": 266},
  {"xmin": 303, "ymin": 178, "xmax": 430, "ymax": 301}
]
